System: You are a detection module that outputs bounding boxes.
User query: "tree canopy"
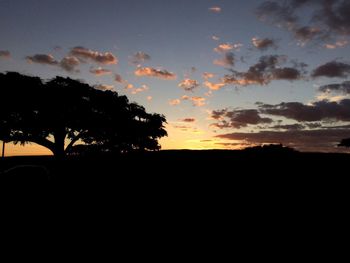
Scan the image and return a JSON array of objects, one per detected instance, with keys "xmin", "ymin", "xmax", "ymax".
[{"xmin": 0, "ymin": 72, "xmax": 167, "ymax": 158}]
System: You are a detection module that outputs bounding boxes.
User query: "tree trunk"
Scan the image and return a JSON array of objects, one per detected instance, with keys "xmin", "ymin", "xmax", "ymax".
[
  {"xmin": 54, "ymin": 130, "xmax": 66, "ymax": 159},
  {"xmin": 2, "ymin": 141, "xmax": 5, "ymax": 158}
]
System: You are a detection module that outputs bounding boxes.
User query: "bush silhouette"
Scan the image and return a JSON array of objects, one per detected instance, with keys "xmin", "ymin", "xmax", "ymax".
[{"xmin": 0, "ymin": 72, "xmax": 167, "ymax": 158}]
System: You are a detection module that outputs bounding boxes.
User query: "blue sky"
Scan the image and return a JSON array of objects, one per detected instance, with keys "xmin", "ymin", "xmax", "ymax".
[{"xmin": 1, "ymin": 0, "xmax": 350, "ymax": 154}]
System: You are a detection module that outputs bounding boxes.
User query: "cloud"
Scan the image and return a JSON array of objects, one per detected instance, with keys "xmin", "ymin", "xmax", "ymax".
[
  {"xmin": 311, "ymin": 61, "xmax": 350, "ymax": 78},
  {"xmin": 259, "ymin": 99, "xmax": 350, "ymax": 122},
  {"xmin": 222, "ymin": 55, "xmax": 302, "ymax": 86},
  {"xmin": 0, "ymin": 50, "xmax": 10, "ymax": 58},
  {"xmin": 212, "ymin": 35, "xmax": 220, "ymax": 41},
  {"xmin": 125, "ymin": 83, "xmax": 134, "ymax": 90},
  {"xmin": 26, "ymin": 53, "xmax": 81, "ymax": 72},
  {"xmin": 271, "ymin": 67, "xmax": 301, "ymax": 80},
  {"xmin": 202, "ymin": 72, "xmax": 215, "ymax": 80},
  {"xmin": 270, "ymin": 123, "xmax": 305, "ymax": 130},
  {"xmin": 319, "ymin": 81, "xmax": 350, "ymax": 94},
  {"xmin": 214, "ymin": 43, "xmax": 231, "ymax": 53},
  {"xmin": 89, "ymin": 67, "xmax": 112, "ymax": 76},
  {"xmin": 214, "ymin": 52, "xmax": 235, "ymax": 67},
  {"xmin": 147, "ymin": 96, "xmax": 153, "ymax": 101},
  {"xmin": 293, "ymin": 26, "xmax": 322, "ymax": 45},
  {"xmin": 215, "ymin": 128, "xmax": 350, "ymax": 152},
  {"xmin": 190, "ymin": 97, "xmax": 206, "ymax": 107},
  {"xmin": 60, "ymin": 56, "xmax": 80, "ymax": 72},
  {"xmin": 214, "ymin": 43, "xmax": 242, "ymax": 53},
  {"xmin": 178, "ymin": 79, "xmax": 200, "ymax": 92},
  {"xmin": 131, "ymin": 84, "xmax": 149, "ymax": 94},
  {"xmin": 70, "ymin": 46, "xmax": 118, "ymax": 64},
  {"xmin": 256, "ymin": 0, "xmax": 350, "ymax": 44},
  {"xmin": 180, "ymin": 118, "xmax": 196, "ymax": 123},
  {"xmin": 203, "ymin": 81, "xmax": 226, "ymax": 91},
  {"xmin": 26, "ymin": 54, "xmax": 58, "ymax": 65},
  {"xmin": 252, "ymin": 37, "xmax": 278, "ymax": 50},
  {"xmin": 130, "ymin": 51, "xmax": 151, "ymax": 64},
  {"xmin": 324, "ymin": 40, "xmax": 349, "ymax": 49},
  {"xmin": 114, "ymin": 74, "xmax": 124, "ymax": 83},
  {"xmin": 135, "ymin": 67, "xmax": 176, "ymax": 80},
  {"xmin": 209, "ymin": 6, "xmax": 221, "ymax": 13},
  {"xmin": 256, "ymin": 1, "xmax": 297, "ymax": 29},
  {"xmin": 211, "ymin": 109, "xmax": 273, "ymax": 129},
  {"xmin": 95, "ymin": 84, "xmax": 115, "ymax": 91},
  {"xmin": 182, "ymin": 95, "xmax": 206, "ymax": 107},
  {"xmin": 169, "ymin": 99, "xmax": 181, "ymax": 106}
]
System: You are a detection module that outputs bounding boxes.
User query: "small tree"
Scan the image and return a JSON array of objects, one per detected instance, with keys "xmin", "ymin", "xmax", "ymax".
[
  {"xmin": 0, "ymin": 72, "xmax": 167, "ymax": 158},
  {"xmin": 338, "ymin": 138, "xmax": 350, "ymax": 148}
]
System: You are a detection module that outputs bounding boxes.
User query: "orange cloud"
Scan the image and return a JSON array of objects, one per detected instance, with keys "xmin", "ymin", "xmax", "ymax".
[
  {"xmin": 204, "ymin": 81, "xmax": 226, "ymax": 90},
  {"xmin": 214, "ymin": 43, "xmax": 233, "ymax": 53},
  {"xmin": 90, "ymin": 67, "xmax": 112, "ymax": 76},
  {"xmin": 189, "ymin": 96, "xmax": 206, "ymax": 107},
  {"xmin": 202, "ymin": 72, "xmax": 215, "ymax": 80},
  {"xmin": 147, "ymin": 96, "xmax": 153, "ymax": 101},
  {"xmin": 169, "ymin": 99, "xmax": 181, "ymax": 106},
  {"xmin": 170, "ymin": 95, "xmax": 206, "ymax": 107},
  {"xmin": 135, "ymin": 67, "xmax": 177, "ymax": 80},
  {"xmin": 95, "ymin": 84, "xmax": 115, "ymax": 91},
  {"xmin": 131, "ymin": 84, "xmax": 149, "ymax": 94},
  {"xmin": 125, "ymin": 83, "xmax": 134, "ymax": 90},
  {"xmin": 70, "ymin": 46, "xmax": 118, "ymax": 64},
  {"xmin": 214, "ymin": 43, "xmax": 242, "ymax": 53}
]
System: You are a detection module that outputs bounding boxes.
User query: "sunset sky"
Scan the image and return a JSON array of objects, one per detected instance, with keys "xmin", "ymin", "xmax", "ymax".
[{"xmin": 1, "ymin": 0, "xmax": 350, "ymax": 155}]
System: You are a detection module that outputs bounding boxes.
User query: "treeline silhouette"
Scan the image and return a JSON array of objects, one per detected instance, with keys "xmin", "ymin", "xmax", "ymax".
[{"xmin": 0, "ymin": 72, "xmax": 167, "ymax": 159}]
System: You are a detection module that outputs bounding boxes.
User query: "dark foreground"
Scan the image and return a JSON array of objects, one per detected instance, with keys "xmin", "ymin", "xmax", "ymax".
[
  {"xmin": 1, "ymin": 149, "xmax": 349, "ymax": 185},
  {"xmin": 0, "ymin": 149, "xmax": 348, "ymax": 219}
]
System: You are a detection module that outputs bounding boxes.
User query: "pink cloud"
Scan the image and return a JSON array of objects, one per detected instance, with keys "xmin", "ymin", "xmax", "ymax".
[
  {"xmin": 209, "ymin": 6, "xmax": 221, "ymax": 13},
  {"xmin": 60, "ymin": 56, "xmax": 80, "ymax": 72},
  {"xmin": 90, "ymin": 67, "xmax": 112, "ymax": 76},
  {"xmin": 178, "ymin": 79, "xmax": 200, "ymax": 92},
  {"xmin": 26, "ymin": 54, "xmax": 58, "ymax": 65},
  {"xmin": 70, "ymin": 46, "xmax": 118, "ymax": 64},
  {"xmin": 114, "ymin": 74, "xmax": 124, "ymax": 83}
]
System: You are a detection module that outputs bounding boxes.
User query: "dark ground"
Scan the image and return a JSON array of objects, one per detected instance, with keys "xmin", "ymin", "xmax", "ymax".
[
  {"xmin": 1, "ymin": 149, "xmax": 348, "ymax": 187},
  {"xmin": 0, "ymin": 150, "xmax": 347, "ymax": 226}
]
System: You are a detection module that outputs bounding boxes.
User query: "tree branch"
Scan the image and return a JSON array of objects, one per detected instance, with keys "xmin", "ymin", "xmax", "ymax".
[{"xmin": 64, "ymin": 131, "xmax": 85, "ymax": 153}]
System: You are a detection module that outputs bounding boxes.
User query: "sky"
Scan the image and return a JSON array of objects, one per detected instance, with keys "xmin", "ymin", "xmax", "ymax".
[{"xmin": 1, "ymin": 0, "xmax": 350, "ymax": 155}]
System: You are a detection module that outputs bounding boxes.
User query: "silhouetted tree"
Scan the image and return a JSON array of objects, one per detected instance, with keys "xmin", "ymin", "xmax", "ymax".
[
  {"xmin": 0, "ymin": 72, "xmax": 167, "ymax": 158},
  {"xmin": 338, "ymin": 138, "xmax": 350, "ymax": 148}
]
